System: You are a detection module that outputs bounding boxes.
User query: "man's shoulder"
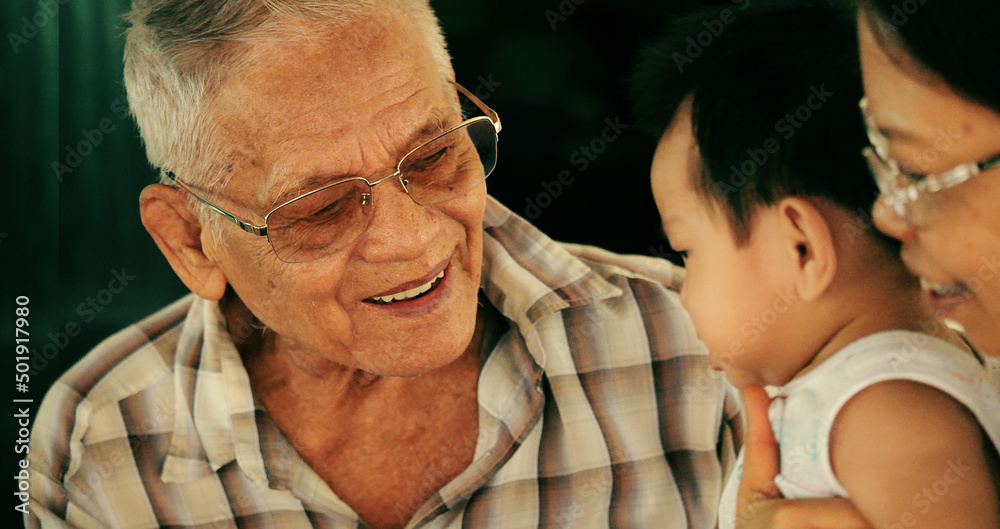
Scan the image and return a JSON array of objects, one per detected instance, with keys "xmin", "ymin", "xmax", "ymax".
[
  {"xmin": 559, "ymin": 242, "xmax": 686, "ymax": 294},
  {"xmin": 34, "ymin": 294, "xmax": 194, "ymax": 443},
  {"xmin": 543, "ymin": 243, "xmax": 741, "ymax": 466},
  {"xmin": 481, "ymin": 200, "xmax": 690, "ymax": 329},
  {"xmin": 51, "ymin": 294, "xmax": 194, "ymax": 405},
  {"xmin": 27, "ymin": 295, "xmax": 205, "ymax": 523},
  {"xmin": 545, "ymin": 242, "xmax": 705, "ymax": 370}
]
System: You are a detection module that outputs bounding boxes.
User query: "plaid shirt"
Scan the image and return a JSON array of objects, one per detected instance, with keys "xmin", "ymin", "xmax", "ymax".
[{"xmin": 27, "ymin": 197, "xmax": 741, "ymax": 529}]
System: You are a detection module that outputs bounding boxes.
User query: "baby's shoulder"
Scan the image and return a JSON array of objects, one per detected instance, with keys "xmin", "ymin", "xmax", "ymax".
[
  {"xmin": 780, "ymin": 329, "xmax": 1000, "ymax": 460},
  {"xmin": 771, "ymin": 330, "xmax": 1000, "ymax": 500},
  {"xmin": 789, "ymin": 330, "xmax": 992, "ymax": 401}
]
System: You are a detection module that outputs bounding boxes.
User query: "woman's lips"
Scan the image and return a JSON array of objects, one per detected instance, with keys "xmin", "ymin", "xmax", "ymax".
[{"xmin": 922, "ymin": 277, "xmax": 971, "ymax": 319}]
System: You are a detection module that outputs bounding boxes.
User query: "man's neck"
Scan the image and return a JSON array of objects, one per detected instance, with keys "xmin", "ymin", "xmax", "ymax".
[
  {"xmin": 221, "ymin": 288, "xmax": 492, "ymax": 406},
  {"xmin": 222, "ymin": 292, "xmax": 488, "ymax": 529}
]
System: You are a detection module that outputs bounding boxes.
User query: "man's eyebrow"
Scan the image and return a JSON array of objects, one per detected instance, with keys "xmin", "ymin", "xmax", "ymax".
[
  {"xmin": 270, "ymin": 171, "xmax": 363, "ymax": 207},
  {"xmin": 265, "ymin": 108, "xmax": 457, "ymax": 207},
  {"xmin": 410, "ymin": 107, "xmax": 454, "ymax": 146}
]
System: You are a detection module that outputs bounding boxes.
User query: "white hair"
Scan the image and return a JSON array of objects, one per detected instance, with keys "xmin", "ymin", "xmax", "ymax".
[{"xmin": 123, "ymin": 0, "xmax": 452, "ymax": 239}]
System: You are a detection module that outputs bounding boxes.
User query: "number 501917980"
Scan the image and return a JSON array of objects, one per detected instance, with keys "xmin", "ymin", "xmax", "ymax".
[{"xmin": 15, "ymin": 296, "xmax": 30, "ymax": 389}]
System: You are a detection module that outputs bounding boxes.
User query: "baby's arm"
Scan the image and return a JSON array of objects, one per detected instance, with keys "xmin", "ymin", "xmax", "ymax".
[{"xmin": 830, "ymin": 380, "xmax": 1000, "ymax": 529}]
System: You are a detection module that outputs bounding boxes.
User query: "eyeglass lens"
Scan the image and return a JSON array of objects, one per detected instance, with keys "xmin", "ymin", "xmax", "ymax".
[
  {"xmin": 266, "ymin": 118, "xmax": 497, "ymax": 263},
  {"xmin": 864, "ymin": 148, "xmax": 941, "ymax": 225}
]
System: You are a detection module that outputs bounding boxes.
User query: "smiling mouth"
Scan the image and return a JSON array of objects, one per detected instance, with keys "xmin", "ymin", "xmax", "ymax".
[
  {"xmin": 921, "ymin": 277, "xmax": 970, "ymax": 297},
  {"xmin": 364, "ymin": 270, "xmax": 445, "ymax": 305},
  {"xmin": 921, "ymin": 277, "xmax": 971, "ymax": 318}
]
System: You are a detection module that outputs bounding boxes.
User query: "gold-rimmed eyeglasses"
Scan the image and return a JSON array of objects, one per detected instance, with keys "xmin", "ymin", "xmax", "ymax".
[
  {"xmin": 860, "ymin": 97, "xmax": 1000, "ymax": 225},
  {"xmin": 165, "ymin": 82, "xmax": 501, "ymax": 263}
]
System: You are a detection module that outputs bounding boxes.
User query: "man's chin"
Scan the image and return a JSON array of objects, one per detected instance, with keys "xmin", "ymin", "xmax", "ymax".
[
  {"xmin": 355, "ymin": 339, "xmax": 474, "ymax": 377},
  {"xmin": 342, "ymin": 268, "xmax": 482, "ymax": 376}
]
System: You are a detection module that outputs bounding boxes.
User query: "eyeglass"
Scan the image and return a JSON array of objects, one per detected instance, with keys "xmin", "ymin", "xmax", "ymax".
[
  {"xmin": 859, "ymin": 97, "xmax": 1000, "ymax": 224},
  {"xmin": 165, "ymin": 82, "xmax": 501, "ymax": 263}
]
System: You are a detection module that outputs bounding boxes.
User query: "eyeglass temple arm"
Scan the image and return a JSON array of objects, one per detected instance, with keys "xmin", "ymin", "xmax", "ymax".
[
  {"xmin": 979, "ymin": 152, "xmax": 1000, "ymax": 173},
  {"xmin": 454, "ymin": 83, "xmax": 502, "ymax": 134},
  {"xmin": 162, "ymin": 171, "xmax": 268, "ymax": 237}
]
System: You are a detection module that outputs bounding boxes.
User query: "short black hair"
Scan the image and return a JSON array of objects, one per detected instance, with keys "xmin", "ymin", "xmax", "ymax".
[
  {"xmin": 631, "ymin": 1, "xmax": 879, "ymax": 245},
  {"xmin": 860, "ymin": 0, "xmax": 1000, "ymax": 114}
]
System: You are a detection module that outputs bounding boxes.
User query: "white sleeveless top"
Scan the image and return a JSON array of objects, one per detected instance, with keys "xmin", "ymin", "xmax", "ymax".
[{"xmin": 718, "ymin": 331, "xmax": 1000, "ymax": 529}]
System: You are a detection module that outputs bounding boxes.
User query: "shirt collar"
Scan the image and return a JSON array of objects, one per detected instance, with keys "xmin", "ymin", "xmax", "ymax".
[
  {"xmin": 161, "ymin": 297, "xmax": 281, "ymax": 488},
  {"xmin": 480, "ymin": 196, "xmax": 623, "ymax": 368}
]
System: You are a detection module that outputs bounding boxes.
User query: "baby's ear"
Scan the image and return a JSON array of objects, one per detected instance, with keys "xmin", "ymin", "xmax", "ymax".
[{"xmin": 774, "ymin": 197, "xmax": 837, "ymax": 302}]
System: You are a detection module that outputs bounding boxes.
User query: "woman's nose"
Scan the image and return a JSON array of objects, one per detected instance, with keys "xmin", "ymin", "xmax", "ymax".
[{"xmin": 871, "ymin": 197, "xmax": 917, "ymax": 243}]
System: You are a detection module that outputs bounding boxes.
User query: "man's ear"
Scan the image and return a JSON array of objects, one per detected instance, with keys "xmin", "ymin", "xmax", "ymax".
[
  {"xmin": 140, "ymin": 184, "xmax": 229, "ymax": 301},
  {"xmin": 775, "ymin": 197, "xmax": 837, "ymax": 302}
]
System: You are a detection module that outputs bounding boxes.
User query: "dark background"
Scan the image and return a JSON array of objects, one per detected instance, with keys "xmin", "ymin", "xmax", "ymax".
[{"xmin": 2, "ymin": 0, "xmax": 733, "ymax": 520}]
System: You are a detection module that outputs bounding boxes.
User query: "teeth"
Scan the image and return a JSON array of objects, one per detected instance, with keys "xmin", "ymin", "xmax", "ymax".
[
  {"xmin": 920, "ymin": 277, "xmax": 968, "ymax": 296},
  {"xmin": 369, "ymin": 271, "xmax": 444, "ymax": 304}
]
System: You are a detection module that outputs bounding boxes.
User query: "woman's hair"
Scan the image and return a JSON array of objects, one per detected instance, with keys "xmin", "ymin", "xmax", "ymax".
[{"xmin": 860, "ymin": 0, "xmax": 1000, "ymax": 113}]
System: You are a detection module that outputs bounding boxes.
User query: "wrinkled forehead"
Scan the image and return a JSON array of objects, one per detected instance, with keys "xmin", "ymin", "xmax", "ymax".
[{"xmin": 208, "ymin": 5, "xmax": 454, "ymax": 207}]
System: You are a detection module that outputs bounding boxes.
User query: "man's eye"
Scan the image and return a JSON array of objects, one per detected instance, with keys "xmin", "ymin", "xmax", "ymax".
[
  {"xmin": 311, "ymin": 198, "xmax": 349, "ymax": 218},
  {"xmin": 410, "ymin": 147, "xmax": 450, "ymax": 170},
  {"xmin": 287, "ymin": 194, "xmax": 351, "ymax": 222}
]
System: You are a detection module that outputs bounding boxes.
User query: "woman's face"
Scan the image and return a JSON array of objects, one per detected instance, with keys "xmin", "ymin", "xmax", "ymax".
[{"xmin": 859, "ymin": 10, "xmax": 1000, "ymax": 356}]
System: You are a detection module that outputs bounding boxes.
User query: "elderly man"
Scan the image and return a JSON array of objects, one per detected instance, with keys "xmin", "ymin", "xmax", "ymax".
[{"xmin": 27, "ymin": 1, "xmax": 738, "ymax": 527}]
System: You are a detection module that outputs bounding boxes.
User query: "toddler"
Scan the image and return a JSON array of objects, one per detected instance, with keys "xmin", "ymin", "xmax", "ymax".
[{"xmin": 631, "ymin": 3, "xmax": 1000, "ymax": 528}]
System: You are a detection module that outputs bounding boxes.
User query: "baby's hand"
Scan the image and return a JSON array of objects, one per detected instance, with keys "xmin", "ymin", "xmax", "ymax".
[{"xmin": 734, "ymin": 385, "xmax": 872, "ymax": 529}]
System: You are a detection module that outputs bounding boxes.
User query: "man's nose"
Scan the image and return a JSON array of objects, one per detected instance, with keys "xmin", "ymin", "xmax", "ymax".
[
  {"xmin": 871, "ymin": 197, "xmax": 917, "ymax": 243},
  {"xmin": 356, "ymin": 177, "xmax": 438, "ymax": 262}
]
